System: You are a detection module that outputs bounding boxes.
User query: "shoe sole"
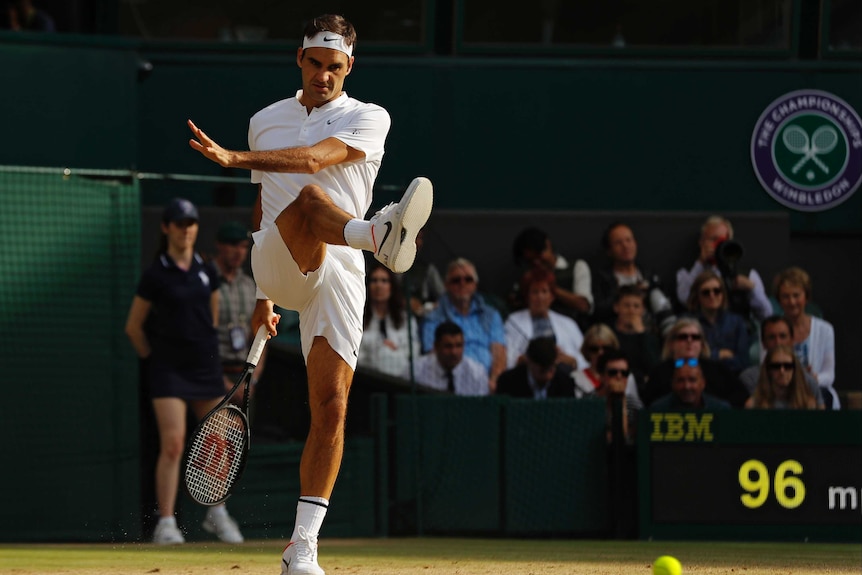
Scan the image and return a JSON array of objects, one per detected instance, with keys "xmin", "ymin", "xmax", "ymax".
[{"xmin": 386, "ymin": 177, "xmax": 433, "ymax": 274}]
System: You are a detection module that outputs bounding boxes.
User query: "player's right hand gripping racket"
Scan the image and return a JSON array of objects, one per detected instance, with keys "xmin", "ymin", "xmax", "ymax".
[{"xmin": 184, "ymin": 325, "xmax": 268, "ymax": 505}]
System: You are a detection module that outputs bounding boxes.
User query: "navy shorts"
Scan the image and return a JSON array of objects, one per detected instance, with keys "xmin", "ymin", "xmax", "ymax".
[{"xmin": 147, "ymin": 358, "xmax": 224, "ymax": 401}]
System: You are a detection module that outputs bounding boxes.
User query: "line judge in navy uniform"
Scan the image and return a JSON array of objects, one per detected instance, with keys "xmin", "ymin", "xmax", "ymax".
[{"xmin": 125, "ymin": 198, "xmax": 243, "ymax": 545}]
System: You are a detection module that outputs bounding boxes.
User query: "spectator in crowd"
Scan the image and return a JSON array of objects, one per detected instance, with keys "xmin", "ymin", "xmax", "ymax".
[
  {"xmin": 610, "ymin": 285, "xmax": 661, "ymax": 392},
  {"xmin": 503, "ymin": 267, "xmax": 586, "ymax": 370},
  {"xmin": 746, "ymin": 345, "xmax": 820, "ymax": 410},
  {"xmin": 774, "ymin": 266, "xmax": 838, "ymax": 409},
  {"xmin": 410, "ymin": 321, "xmax": 488, "ymax": 396},
  {"xmin": 686, "ymin": 270, "xmax": 751, "ymax": 374},
  {"xmin": 496, "ymin": 336, "xmax": 576, "ymax": 399},
  {"xmin": 358, "ymin": 262, "xmax": 419, "ymax": 377},
  {"xmin": 593, "ymin": 221, "xmax": 676, "ymax": 336},
  {"xmin": 650, "ymin": 357, "xmax": 732, "ymax": 411},
  {"xmin": 3, "ymin": 0, "xmax": 55, "ymax": 31},
  {"xmin": 738, "ymin": 316, "xmax": 823, "ymax": 407},
  {"xmin": 675, "ymin": 215, "xmax": 772, "ymax": 322},
  {"xmin": 124, "ymin": 198, "xmax": 243, "ymax": 545},
  {"xmin": 595, "ymin": 349, "xmax": 638, "ymax": 443},
  {"xmin": 572, "ymin": 324, "xmax": 644, "ymax": 414},
  {"xmin": 510, "ymin": 227, "xmax": 593, "ymax": 329},
  {"xmin": 421, "ymin": 258, "xmax": 506, "ymax": 391},
  {"xmin": 398, "ymin": 229, "xmax": 445, "ymax": 319},
  {"xmin": 643, "ymin": 317, "xmax": 748, "ymax": 407},
  {"xmin": 213, "ymin": 221, "xmax": 266, "ymax": 403}
]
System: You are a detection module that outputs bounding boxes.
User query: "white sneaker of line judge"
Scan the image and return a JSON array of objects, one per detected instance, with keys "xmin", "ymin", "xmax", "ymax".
[
  {"xmin": 370, "ymin": 176, "xmax": 434, "ymax": 274},
  {"xmin": 202, "ymin": 505, "xmax": 244, "ymax": 544},
  {"xmin": 281, "ymin": 526, "xmax": 324, "ymax": 575}
]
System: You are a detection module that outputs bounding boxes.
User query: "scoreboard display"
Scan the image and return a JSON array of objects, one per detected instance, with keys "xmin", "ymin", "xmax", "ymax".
[{"xmin": 638, "ymin": 411, "xmax": 862, "ymax": 541}]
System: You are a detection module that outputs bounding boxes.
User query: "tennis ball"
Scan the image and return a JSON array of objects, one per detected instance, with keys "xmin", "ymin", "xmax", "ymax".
[{"xmin": 653, "ymin": 555, "xmax": 682, "ymax": 575}]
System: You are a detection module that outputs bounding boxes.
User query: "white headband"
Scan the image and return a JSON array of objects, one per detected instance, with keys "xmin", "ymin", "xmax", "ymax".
[{"xmin": 302, "ymin": 32, "xmax": 354, "ymax": 57}]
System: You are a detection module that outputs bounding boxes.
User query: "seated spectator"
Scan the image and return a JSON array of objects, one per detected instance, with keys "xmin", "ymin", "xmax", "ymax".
[
  {"xmin": 496, "ymin": 337, "xmax": 575, "ymax": 399},
  {"xmin": 503, "ymin": 267, "xmax": 586, "ymax": 370},
  {"xmin": 774, "ymin": 266, "xmax": 838, "ymax": 409},
  {"xmin": 410, "ymin": 321, "xmax": 488, "ymax": 396},
  {"xmin": 573, "ymin": 324, "xmax": 644, "ymax": 413},
  {"xmin": 643, "ymin": 318, "xmax": 748, "ymax": 408},
  {"xmin": 739, "ymin": 316, "xmax": 823, "ymax": 407},
  {"xmin": 358, "ymin": 262, "xmax": 420, "ymax": 377},
  {"xmin": 650, "ymin": 357, "xmax": 732, "ymax": 411},
  {"xmin": 510, "ymin": 227, "xmax": 593, "ymax": 329},
  {"xmin": 686, "ymin": 270, "xmax": 751, "ymax": 374},
  {"xmin": 676, "ymin": 215, "xmax": 773, "ymax": 322},
  {"xmin": 397, "ymin": 229, "xmax": 445, "ymax": 319},
  {"xmin": 593, "ymin": 221, "xmax": 676, "ymax": 336},
  {"xmin": 745, "ymin": 345, "xmax": 820, "ymax": 410},
  {"xmin": 421, "ymin": 258, "xmax": 506, "ymax": 391},
  {"xmin": 610, "ymin": 285, "xmax": 661, "ymax": 392}
]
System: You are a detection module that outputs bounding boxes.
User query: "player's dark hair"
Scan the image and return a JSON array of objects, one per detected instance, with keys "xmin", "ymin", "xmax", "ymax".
[
  {"xmin": 303, "ymin": 14, "xmax": 357, "ymax": 47},
  {"xmin": 512, "ymin": 227, "xmax": 548, "ymax": 264},
  {"xmin": 434, "ymin": 321, "xmax": 463, "ymax": 344}
]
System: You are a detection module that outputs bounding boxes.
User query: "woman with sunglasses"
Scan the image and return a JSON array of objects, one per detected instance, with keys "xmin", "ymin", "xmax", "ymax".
[
  {"xmin": 686, "ymin": 270, "xmax": 751, "ymax": 375},
  {"xmin": 642, "ymin": 318, "xmax": 748, "ymax": 407},
  {"xmin": 774, "ymin": 267, "xmax": 838, "ymax": 410},
  {"xmin": 746, "ymin": 345, "xmax": 820, "ymax": 410}
]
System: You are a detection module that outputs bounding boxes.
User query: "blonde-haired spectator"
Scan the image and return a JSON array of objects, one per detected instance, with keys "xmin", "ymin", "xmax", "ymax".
[
  {"xmin": 746, "ymin": 345, "xmax": 820, "ymax": 410},
  {"xmin": 774, "ymin": 266, "xmax": 837, "ymax": 409}
]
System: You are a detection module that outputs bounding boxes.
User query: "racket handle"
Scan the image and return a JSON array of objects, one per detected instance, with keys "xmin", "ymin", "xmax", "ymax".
[{"xmin": 246, "ymin": 325, "xmax": 269, "ymax": 367}]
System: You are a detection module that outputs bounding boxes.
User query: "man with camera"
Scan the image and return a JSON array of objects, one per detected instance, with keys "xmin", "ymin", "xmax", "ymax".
[{"xmin": 675, "ymin": 216, "xmax": 773, "ymax": 322}]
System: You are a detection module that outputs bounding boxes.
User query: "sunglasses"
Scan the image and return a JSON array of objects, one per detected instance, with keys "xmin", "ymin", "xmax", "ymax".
[
  {"xmin": 674, "ymin": 358, "xmax": 699, "ymax": 368},
  {"xmin": 767, "ymin": 362, "xmax": 795, "ymax": 372},
  {"xmin": 448, "ymin": 275, "xmax": 475, "ymax": 285},
  {"xmin": 605, "ymin": 368, "xmax": 630, "ymax": 378},
  {"xmin": 674, "ymin": 333, "xmax": 703, "ymax": 342},
  {"xmin": 586, "ymin": 344, "xmax": 613, "ymax": 354},
  {"xmin": 700, "ymin": 287, "xmax": 723, "ymax": 297}
]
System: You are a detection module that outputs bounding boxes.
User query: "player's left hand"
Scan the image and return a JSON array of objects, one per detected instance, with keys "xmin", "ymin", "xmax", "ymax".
[{"xmin": 188, "ymin": 119, "xmax": 234, "ymax": 167}]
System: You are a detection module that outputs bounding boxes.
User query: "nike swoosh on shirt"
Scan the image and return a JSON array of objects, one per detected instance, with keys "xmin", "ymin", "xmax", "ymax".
[{"xmin": 326, "ymin": 117, "xmax": 341, "ymax": 125}]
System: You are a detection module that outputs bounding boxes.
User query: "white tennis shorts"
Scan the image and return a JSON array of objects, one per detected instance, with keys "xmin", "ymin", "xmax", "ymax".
[{"xmin": 251, "ymin": 226, "xmax": 365, "ymax": 370}]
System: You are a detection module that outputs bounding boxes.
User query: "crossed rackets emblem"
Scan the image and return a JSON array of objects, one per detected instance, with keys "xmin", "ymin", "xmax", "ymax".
[{"xmin": 781, "ymin": 124, "xmax": 838, "ymax": 175}]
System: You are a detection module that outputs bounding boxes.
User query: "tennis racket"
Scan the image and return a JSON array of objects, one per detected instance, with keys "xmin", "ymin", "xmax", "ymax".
[{"xmin": 183, "ymin": 325, "xmax": 268, "ymax": 505}]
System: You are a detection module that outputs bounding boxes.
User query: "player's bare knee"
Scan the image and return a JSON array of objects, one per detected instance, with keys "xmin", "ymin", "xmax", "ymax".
[
  {"xmin": 311, "ymin": 390, "xmax": 348, "ymax": 429},
  {"xmin": 296, "ymin": 184, "xmax": 327, "ymax": 210}
]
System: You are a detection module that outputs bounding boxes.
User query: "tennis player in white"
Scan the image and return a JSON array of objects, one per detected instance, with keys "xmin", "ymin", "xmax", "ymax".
[{"xmin": 188, "ymin": 14, "xmax": 432, "ymax": 575}]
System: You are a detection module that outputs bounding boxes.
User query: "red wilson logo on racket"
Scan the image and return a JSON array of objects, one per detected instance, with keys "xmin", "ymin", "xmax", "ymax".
[{"xmin": 192, "ymin": 433, "xmax": 237, "ymax": 482}]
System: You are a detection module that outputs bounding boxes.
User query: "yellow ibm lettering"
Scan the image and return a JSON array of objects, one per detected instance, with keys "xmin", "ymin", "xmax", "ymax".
[{"xmin": 650, "ymin": 413, "xmax": 715, "ymax": 442}]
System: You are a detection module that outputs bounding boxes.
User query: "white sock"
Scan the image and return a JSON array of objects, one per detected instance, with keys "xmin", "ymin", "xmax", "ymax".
[
  {"xmin": 291, "ymin": 496, "xmax": 329, "ymax": 541},
  {"xmin": 157, "ymin": 516, "xmax": 177, "ymax": 527},
  {"xmin": 343, "ymin": 219, "xmax": 375, "ymax": 252}
]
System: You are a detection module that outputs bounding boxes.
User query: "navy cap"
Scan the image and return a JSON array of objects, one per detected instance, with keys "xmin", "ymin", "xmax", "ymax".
[
  {"xmin": 216, "ymin": 221, "xmax": 250, "ymax": 243},
  {"xmin": 162, "ymin": 198, "xmax": 199, "ymax": 224}
]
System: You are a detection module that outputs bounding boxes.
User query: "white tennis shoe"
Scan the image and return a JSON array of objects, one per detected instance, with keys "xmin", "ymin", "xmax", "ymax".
[
  {"xmin": 152, "ymin": 519, "xmax": 185, "ymax": 545},
  {"xmin": 280, "ymin": 526, "xmax": 324, "ymax": 575},
  {"xmin": 371, "ymin": 177, "xmax": 433, "ymax": 274},
  {"xmin": 202, "ymin": 507, "xmax": 244, "ymax": 544}
]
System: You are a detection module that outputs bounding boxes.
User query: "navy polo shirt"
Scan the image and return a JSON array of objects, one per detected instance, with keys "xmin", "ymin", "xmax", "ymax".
[{"xmin": 137, "ymin": 252, "xmax": 221, "ymax": 369}]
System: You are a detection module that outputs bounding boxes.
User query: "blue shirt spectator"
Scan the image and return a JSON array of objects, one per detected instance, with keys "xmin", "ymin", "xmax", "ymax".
[{"xmin": 421, "ymin": 258, "xmax": 507, "ymax": 390}]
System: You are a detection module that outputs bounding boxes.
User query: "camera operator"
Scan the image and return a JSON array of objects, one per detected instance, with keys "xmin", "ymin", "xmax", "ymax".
[
  {"xmin": 675, "ymin": 215, "xmax": 772, "ymax": 322},
  {"xmin": 593, "ymin": 221, "xmax": 677, "ymax": 337}
]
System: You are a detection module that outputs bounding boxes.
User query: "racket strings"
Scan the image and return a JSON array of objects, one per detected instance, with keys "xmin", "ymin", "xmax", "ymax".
[{"xmin": 185, "ymin": 407, "xmax": 248, "ymax": 504}]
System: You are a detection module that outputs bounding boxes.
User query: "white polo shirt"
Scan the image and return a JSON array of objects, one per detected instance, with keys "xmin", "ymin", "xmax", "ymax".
[{"xmin": 248, "ymin": 90, "xmax": 391, "ymax": 227}]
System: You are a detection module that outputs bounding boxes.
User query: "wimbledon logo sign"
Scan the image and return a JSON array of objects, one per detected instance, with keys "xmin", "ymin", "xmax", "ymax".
[{"xmin": 751, "ymin": 89, "xmax": 862, "ymax": 212}]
